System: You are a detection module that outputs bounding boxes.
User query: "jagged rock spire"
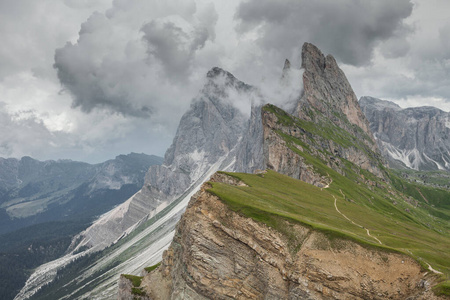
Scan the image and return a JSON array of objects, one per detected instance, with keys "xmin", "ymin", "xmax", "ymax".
[
  {"xmin": 296, "ymin": 42, "xmax": 374, "ymax": 141},
  {"xmin": 283, "ymin": 58, "xmax": 291, "ymax": 70},
  {"xmin": 280, "ymin": 59, "xmax": 291, "ymax": 82}
]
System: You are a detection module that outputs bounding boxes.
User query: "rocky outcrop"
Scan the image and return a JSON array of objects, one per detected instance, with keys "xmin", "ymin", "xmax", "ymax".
[
  {"xmin": 260, "ymin": 103, "xmax": 386, "ymax": 185},
  {"xmin": 360, "ymin": 96, "xmax": 450, "ymax": 171},
  {"xmin": 234, "ymin": 105, "xmax": 265, "ymax": 173},
  {"xmin": 261, "ymin": 107, "xmax": 330, "ymax": 187},
  {"xmin": 280, "ymin": 59, "xmax": 291, "ymax": 83},
  {"xmin": 296, "ymin": 43, "xmax": 377, "ymax": 152},
  {"xmin": 118, "ymin": 275, "xmax": 150, "ymax": 300},
  {"xmin": 136, "ymin": 175, "xmax": 439, "ymax": 300},
  {"xmin": 233, "ymin": 43, "xmax": 385, "ymax": 180},
  {"xmin": 147, "ymin": 67, "xmax": 249, "ymax": 197}
]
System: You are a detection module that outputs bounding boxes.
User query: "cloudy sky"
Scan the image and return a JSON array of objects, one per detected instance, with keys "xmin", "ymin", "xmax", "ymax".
[{"xmin": 1, "ymin": 0, "xmax": 449, "ymax": 163}]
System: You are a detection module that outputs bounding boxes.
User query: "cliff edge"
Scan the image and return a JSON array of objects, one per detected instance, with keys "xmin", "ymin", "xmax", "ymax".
[{"xmin": 123, "ymin": 173, "xmax": 441, "ymax": 300}]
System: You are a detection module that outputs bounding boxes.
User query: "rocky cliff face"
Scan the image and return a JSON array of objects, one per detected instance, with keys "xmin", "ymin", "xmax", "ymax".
[
  {"xmin": 261, "ymin": 106, "xmax": 330, "ymax": 187},
  {"xmin": 295, "ymin": 43, "xmax": 377, "ymax": 152},
  {"xmin": 261, "ymin": 102, "xmax": 387, "ymax": 185},
  {"xmin": 234, "ymin": 104, "xmax": 265, "ymax": 173},
  {"xmin": 147, "ymin": 67, "xmax": 250, "ymax": 197},
  {"xmin": 360, "ymin": 96, "xmax": 450, "ymax": 171},
  {"xmin": 134, "ymin": 174, "xmax": 439, "ymax": 300},
  {"xmin": 232, "ymin": 43, "xmax": 385, "ymax": 181}
]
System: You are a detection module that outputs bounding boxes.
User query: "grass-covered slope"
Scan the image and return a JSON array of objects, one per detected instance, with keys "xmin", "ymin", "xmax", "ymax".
[
  {"xmin": 209, "ymin": 104, "xmax": 450, "ymax": 295},
  {"xmin": 209, "ymin": 170, "xmax": 450, "ymax": 270},
  {"xmin": 209, "ymin": 170, "xmax": 450, "ymax": 294}
]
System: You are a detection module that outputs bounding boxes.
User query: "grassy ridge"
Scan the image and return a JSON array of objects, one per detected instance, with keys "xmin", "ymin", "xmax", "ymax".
[{"xmin": 209, "ymin": 104, "xmax": 450, "ymax": 293}]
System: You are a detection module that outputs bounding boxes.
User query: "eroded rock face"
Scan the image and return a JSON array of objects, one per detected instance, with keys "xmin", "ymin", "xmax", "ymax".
[
  {"xmin": 118, "ymin": 275, "xmax": 150, "ymax": 300},
  {"xmin": 234, "ymin": 104, "xmax": 266, "ymax": 173},
  {"xmin": 360, "ymin": 96, "xmax": 450, "ymax": 171},
  {"xmin": 262, "ymin": 109, "xmax": 330, "ymax": 187},
  {"xmin": 232, "ymin": 43, "xmax": 385, "ymax": 181},
  {"xmin": 296, "ymin": 43, "xmax": 377, "ymax": 151},
  {"xmin": 261, "ymin": 105, "xmax": 385, "ymax": 186},
  {"xmin": 138, "ymin": 175, "xmax": 439, "ymax": 300}
]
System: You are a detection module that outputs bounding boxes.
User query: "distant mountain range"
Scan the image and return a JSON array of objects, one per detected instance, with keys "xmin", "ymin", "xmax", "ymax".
[
  {"xmin": 0, "ymin": 153, "xmax": 163, "ymax": 235},
  {"xmin": 360, "ymin": 96, "xmax": 450, "ymax": 171},
  {"xmin": 0, "ymin": 153, "xmax": 162, "ymax": 300}
]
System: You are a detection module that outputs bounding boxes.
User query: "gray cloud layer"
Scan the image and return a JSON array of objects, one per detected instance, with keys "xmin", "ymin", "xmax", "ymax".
[
  {"xmin": 235, "ymin": 0, "xmax": 413, "ymax": 66},
  {"xmin": 0, "ymin": 103, "xmax": 71, "ymax": 159},
  {"xmin": 141, "ymin": 4, "xmax": 217, "ymax": 81},
  {"xmin": 1, "ymin": 0, "xmax": 450, "ymax": 162},
  {"xmin": 54, "ymin": 0, "xmax": 217, "ymax": 118}
]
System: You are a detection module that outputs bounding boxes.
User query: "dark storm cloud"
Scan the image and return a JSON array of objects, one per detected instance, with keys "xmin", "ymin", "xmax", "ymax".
[
  {"xmin": 363, "ymin": 17, "xmax": 450, "ymax": 105},
  {"xmin": 380, "ymin": 59, "xmax": 450, "ymax": 102},
  {"xmin": 141, "ymin": 21, "xmax": 193, "ymax": 80},
  {"xmin": 235, "ymin": 0, "xmax": 413, "ymax": 66}
]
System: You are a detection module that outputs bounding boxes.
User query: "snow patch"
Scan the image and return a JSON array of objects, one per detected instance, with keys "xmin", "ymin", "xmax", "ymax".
[
  {"xmin": 423, "ymin": 153, "xmax": 445, "ymax": 170},
  {"xmin": 445, "ymin": 117, "xmax": 450, "ymax": 129},
  {"xmin": 442, "ymin": 154, "xmax": 450, "ymax": 169},
  {"xmin": 382, "ymin": 141, "xmax": 424, "ymax": 170}
]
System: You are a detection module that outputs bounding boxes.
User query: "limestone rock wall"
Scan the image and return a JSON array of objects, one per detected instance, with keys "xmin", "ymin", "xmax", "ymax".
[
  {"xmin": 296, "ymin": 43, "xmax": 377, "ymax": 152},
  {"xmin": 360, "ymin": 96, "xmax": 450, "ymax": 171},
  {"xmin": 261, "ymin": 106, "xmax": 384, "ymax": 186}
]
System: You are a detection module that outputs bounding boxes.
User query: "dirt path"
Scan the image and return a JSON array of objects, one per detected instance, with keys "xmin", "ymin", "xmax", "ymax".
[
  {"xmin": 332, "ymin": 192, "xmax": 382, "ymax": 245},
  {"xmin": 405, "ymin": 250, "xmax": 443, "ymax": 275},
  {"xmin": 334, "ymin": 191, "xmax": 441, "ymax": 274}
]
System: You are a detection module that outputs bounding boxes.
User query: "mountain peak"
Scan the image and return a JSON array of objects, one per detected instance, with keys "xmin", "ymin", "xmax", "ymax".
[
  {"xmin": 283, "ymin": 58, "xmax": 291, "ymax": 71},
  {"xmin": 206, "ymin": 67, "xmax": 236, "ymax": 81},
  {"xmin": 359, "ymin": 96, "xmax": 401, "ymax": 111},
  {"xmin": 301, "ymin": 42, "xmax": 326, "ymax": 73},
  {"xmin": 360, "ymin": 96, "xmax": 450, "ymax": 171},
  {"xmin": 296, "ymin": 42, "xmax": 375, "ymax": 146},
  {"xmin": 204, "ymin": 66, "xmax": 252, "ymax": 96},
  {"xmin": 281, "ymin": 59, "xmax": 291, "ymax": 81}
]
